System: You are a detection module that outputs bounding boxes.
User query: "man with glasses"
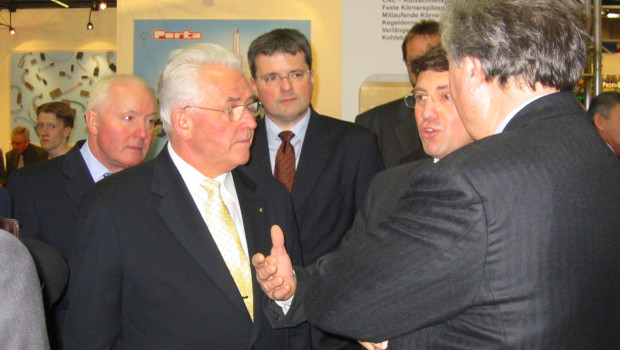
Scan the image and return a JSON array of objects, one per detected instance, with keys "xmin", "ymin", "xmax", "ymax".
[
  {"xmin": 64, "ymin": 43, "xmax": 308, "ymax": 349},
  {"xmin": 246, "ymin": 28, "xmax": 383, "ymax": 350},
  {"xmin": 355, "ymin": 20, "xmax": 440, "ymax": 168}
]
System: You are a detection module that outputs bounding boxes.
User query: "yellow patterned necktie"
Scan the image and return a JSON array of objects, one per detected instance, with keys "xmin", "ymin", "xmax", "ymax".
[{"xmin": 201, "ymin": 178, "xmax": 254, "ymax": 321}]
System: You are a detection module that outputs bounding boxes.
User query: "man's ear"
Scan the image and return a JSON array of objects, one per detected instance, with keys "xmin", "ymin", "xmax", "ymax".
[
  {"xmin": 250, "ymin": 78, "xmax": 259, "ymax": 96},
  {"xmin": 171, "ymin": 108, "xmax": 193, "ymax": 140},
  {"xmin": 85, "ymin": 110, "xmax": 99, "ymax": 135},
  {"xmin": 593, "ymin": 114, "xmax": 605, "ymax": 131},
  {"xmin": 464, "ymin": 56, "xmax": 485, "ymax": 94}
]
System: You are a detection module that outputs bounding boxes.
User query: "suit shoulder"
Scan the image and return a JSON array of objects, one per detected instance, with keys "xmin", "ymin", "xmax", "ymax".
[
  {"xmin": 314, "ymin": 112, "xmax": 375, "ymax": 138},
  {"xmin": 9, "ymin": 155, "xmax": 64, "ymax": 182},
  {"xmin": 355, "ymin": 99, "xmax": 402, "ymax": 125},
  {"xmin": 372, "ymin": 160, "xmax": 429, "ymax": 185}
]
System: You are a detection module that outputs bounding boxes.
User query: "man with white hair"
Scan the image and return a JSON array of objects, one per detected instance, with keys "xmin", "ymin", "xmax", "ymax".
[{"xmin": 64, "ymin": 43, "xmax": 307, "ymax": 349}]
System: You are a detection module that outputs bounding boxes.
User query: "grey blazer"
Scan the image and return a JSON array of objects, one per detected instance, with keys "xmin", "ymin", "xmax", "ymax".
[{"xmin": 0, "ymin": 230, "xmax": 50, "ymax": 350}]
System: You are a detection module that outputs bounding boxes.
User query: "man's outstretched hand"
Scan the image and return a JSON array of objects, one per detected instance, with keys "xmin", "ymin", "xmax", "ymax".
[{"xmin": 251, "ymin": 225, "xmax": 297, "ymax": 301}]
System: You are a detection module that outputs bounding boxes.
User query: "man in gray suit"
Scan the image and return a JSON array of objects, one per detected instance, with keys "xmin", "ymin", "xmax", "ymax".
[
  {"xmin": 355, "ymin": 20, "xmax": 440, "ymax": 168},
  {"xmin": 0, "ymin": 229, "xmax": 49, "ymax": 349},
  {"xmin": 256, "ymin": 0, "xmax": 620, "ymax": 348}
]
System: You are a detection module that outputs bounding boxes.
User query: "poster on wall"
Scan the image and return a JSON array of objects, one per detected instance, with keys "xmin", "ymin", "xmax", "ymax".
[
  {"xmin": 134, "ymin": 19, "xmax": 311, "ymax": 158},
  {"xmin": 341, "ymin": 0, "xmax": 446, "ymax": 121},
  {"xmin": 10, "ymin": 51, "xmax": 117, "ymax": 144}
]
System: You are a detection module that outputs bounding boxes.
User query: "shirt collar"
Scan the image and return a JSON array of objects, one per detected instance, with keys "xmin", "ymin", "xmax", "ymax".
[
  {"xmin": 80, "ymin": 139, "xmax": 112, "ymax": 182},
  {"xmin": 167, "ymin": 143, "xmax": 236, "ymax": 198},
  {"xmin": 265, "ymin": 108, "xmax": 311, "ymax": 147}
]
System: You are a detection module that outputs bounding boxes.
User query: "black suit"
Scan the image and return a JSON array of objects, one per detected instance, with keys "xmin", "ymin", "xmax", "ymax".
[
  {"xmin": 8, "ymin": 139, "xmax": 91, "ymax": 349},
  {"xmin": 2, "ymin": 143, "xmax": 48, "ymax": 186},
  {"xmin": 245, "ymin": 109, "xmax": 383, "ymax": 349},
  {"xmin": 355, "ymin": 98, "xmax": 424, "ymax": 168},
  {"xmin": 305, "ymin": 92, "xmax": 620, "ymax": 348},
  {"xmin": 9, "ymin": 140, "xmax": 92, "ymax": 260},
  {"xmin": 64, "ymin": 148, "xmax": 308, "ymax": 350}
]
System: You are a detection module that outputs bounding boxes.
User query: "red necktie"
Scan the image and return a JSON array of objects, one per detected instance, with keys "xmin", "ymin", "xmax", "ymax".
[{"xmin": 274, "ymin": 131, "xmax": 296, "ymax": 192}]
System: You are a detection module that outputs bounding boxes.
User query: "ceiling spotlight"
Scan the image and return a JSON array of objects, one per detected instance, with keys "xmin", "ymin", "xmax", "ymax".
[
  {"xmin": 98, "ymin": 1, "xmax": 107, "ymax": 10},
  {"xmin": 87, "ymin": 8, "xmax": 94, "ymax": 30}
]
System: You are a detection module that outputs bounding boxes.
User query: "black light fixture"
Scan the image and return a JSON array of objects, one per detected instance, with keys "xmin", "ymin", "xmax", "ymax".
[
  {"xmin": 8, "ymin": 7, "xmax": 16, "ymax": 35},
  {"xmin": 87, "ymin": 1, "xmax": 98, "ymax": 31}
]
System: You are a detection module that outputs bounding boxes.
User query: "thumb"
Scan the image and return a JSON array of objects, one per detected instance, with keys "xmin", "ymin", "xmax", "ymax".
[{"xmin": 270, "ymin": 225, "xmax": 286, "ymax": 257}]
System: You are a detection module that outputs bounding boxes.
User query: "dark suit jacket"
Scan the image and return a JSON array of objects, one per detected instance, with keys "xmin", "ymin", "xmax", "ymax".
[
  {"xmin": 246, "ymin": 109, "xmax": 383, "ymax": 350},
  {"xmin": 265, "ymin": 160, "xmax": 434, "ymax": 329},
  {"xmin": 246, "ymin": 109, "xmax": 384, "ymax": 266},
  {"xmin": 8, "ymin": 140, "xmax": 91, "ymax": 349},
  {"xmin": 9, "ymin": 140, "xmax": 92, "ymax": 261},
  {"xmin": 64, "ymin": 148, "xmax": 308, "ymax": 350},
  {"xmin": 305, "ymin": 92, "xmax": 620, "ymax": 348},
  {"xmin": 355, "ymin": 98, "xmax": 424, "ymax": 168},
  {"xmin": 3, "ymin": 143, "xmax": 48, "ymax": 186}
]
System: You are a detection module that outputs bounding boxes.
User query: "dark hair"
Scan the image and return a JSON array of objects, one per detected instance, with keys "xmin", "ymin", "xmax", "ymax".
[
  {"xmin": 37, "ymin": 101, "xmax": 75, "ymax": 128},
  {"xmin": 442, "ymin": 0, "xmax": 589, "ymax": 91},
  {"xmin": 247, "ymin": 28, "xmax": 312, "ymax": 78},
  {"xmin": 587, "ymin": 91, "xmax": 620, "ymax": 122},
  {"xmin": 410, "ymin": 45, "xmax": 449, "ymax": 78},
  {"xmin": 401, "ymin": 20, "xmax": 440, "ymax": 61}
]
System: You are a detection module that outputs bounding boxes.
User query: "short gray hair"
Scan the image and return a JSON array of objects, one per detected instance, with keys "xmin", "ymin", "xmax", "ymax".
[
  {"xmin": 587, "ymin": 91, "xmax": 620, "ymax": 122},
  {"xmin": 442, "ymin": 0, "xmax": 589, "ymax": 91},
  {"xmin": 158, "ymin": 43, "xmax": 243, "ymax": 134},
  {"xmin": 87, "ymin": 74, "xmax": 154, "ymax": 112}
]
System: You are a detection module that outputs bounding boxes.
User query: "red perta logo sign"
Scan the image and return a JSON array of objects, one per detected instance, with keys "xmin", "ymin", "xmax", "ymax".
[{"xmin": 152, "ymin": 30, "xmax": 203, "ymax": 40}]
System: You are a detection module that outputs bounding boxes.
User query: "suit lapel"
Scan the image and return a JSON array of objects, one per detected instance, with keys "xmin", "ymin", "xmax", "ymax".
[
  {"xmin": 231, "ymin": 169, "xmax": 270, "ymax": 341},
  {"xmin": 152, "ymin": 149, "xmax": 249, "ymax": 317},
  {"xmin": 292, "ymin": 110, "xmax": 331, "ymax": 209},
  {"xmin": 61, "ymin": 141, "xmax": 94, "ymax": 206}
]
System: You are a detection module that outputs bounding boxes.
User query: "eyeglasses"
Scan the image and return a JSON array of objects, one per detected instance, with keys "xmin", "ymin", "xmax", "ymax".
[
  {"xmin": 184, "ymin": 100, "xmax": 262, "ymax": 122},
  {"xmin": 404, "ymin": 91, "xmax": 453, "ymax": 109},
  {"xmin": 255, "ymin": 69, "xmax": 312, "ymax": 86}
]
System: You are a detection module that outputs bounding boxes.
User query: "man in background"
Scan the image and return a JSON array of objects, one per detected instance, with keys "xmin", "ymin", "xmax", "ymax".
[
  {"xmin": 246, "ymin": 28, "xmax": 383, "ymax": 350},
  {"xmin": 587, "ymin": 91, "xmax": 620, "ymax": 157},
  {"xmin": 355, "ymin": 20, "xmax": 440, "ymax": 168},
  {"xmin": 2, "ymin": 125, "xmax": 48, "ymax": 186},
  {"xmin": 302, "ymin": 0, "xmax": 620, "ymax": 347},
  {"xmin": 64, "ymin": 43, "xmax": 307, "ymax": 349},
  {"xmin": 253, "ymin": 45, "xmax": 473, "ymax": 350},
  {"xmin": 9, "ymin": 74, "xmax": 157, "ymax": 349}
]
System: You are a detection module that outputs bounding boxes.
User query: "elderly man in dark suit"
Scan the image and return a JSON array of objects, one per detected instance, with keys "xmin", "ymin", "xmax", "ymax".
[
  {"xmin": 355, "ymin": 20, "xmax": 440, "ymax": 168},
  {"xmin": 64, "ymin": 43, "xmax": 308, "ymax": 350},
  {"xmin": 245, "ymin": 28, "xmax": 383, "ymax": 350},
  {"xmin": 8, "ymin": 74, "xmax": 157, "ymax": 349},
  {"xmin": 2, "ymin": 126, "xmax": 48, "ymax": 186},
  {"xmin": 256, "ymin": 1, "xmax": 620, "ymax": 348}
]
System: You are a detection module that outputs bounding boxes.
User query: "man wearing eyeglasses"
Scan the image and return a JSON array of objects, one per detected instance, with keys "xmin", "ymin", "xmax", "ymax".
[
  {"xmin": 246, "ymin": 28, "xmax": 383, "ymax": 350},
  {"xmin": 64, "ymin": 43, "xmax": 308, "ymax": 349}
]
